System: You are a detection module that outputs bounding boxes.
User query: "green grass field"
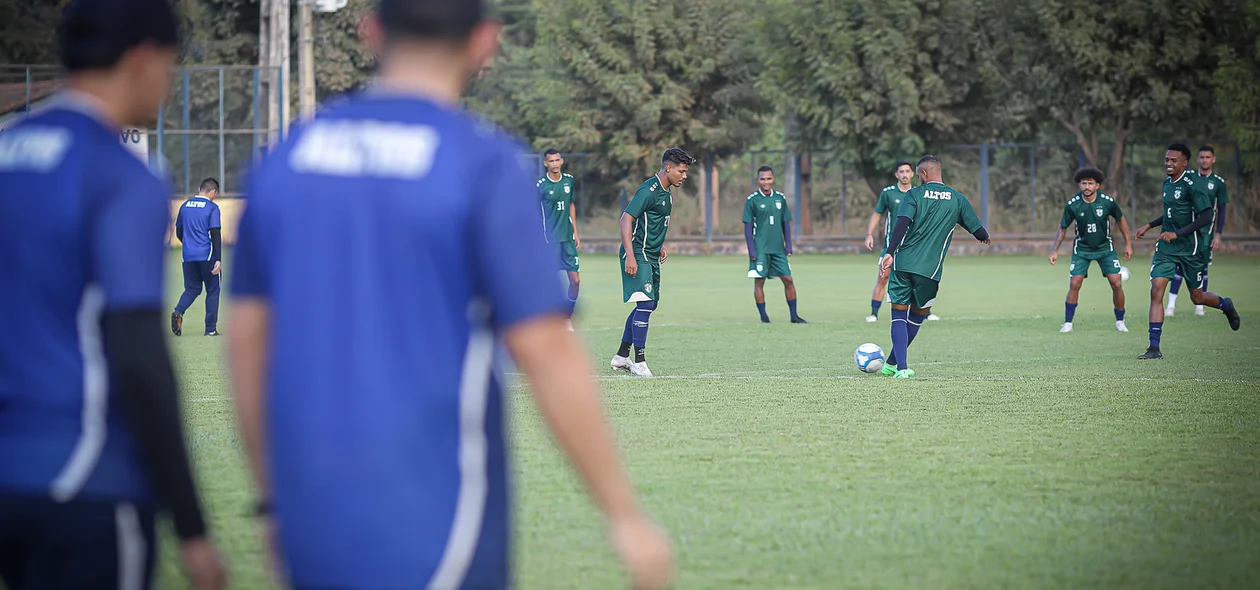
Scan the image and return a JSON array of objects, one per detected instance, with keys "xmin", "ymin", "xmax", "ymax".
[{"xmin": 158, "ymin": 252, "xmax": 1260, "ymax": 589}]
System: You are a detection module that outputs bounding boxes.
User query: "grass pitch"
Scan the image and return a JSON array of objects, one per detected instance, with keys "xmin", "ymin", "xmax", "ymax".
[{"xmin": 158, "ymin": 252, "xmax": 1260, "ymax": 589}]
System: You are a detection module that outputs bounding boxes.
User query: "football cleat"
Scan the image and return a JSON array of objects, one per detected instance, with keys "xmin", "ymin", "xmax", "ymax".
[
  {"xmin": 1164, "ymin": 305, "xmax": 1175, "ymax": 317},
  {"xmin": 1194, "ymin": 305, "xmax": 1206, "ymax": 316},
  {"xmin": 610, "ymin": 354, "xmax": 633, "ymax": 372},
  {"xmin": 629, "ymin": 362, "xmax": 654, "ymax": 377},
  {"xmin": 170, "ymin": 311, "xmax": 182, "ymax": 336},
  {"xmin": 864, "ymin": 315, "xmax": 878, "ymax": 323},
  {"xmin": 1115, "ymin": 320, "xmax": 1129, "ymax": 332},
  {"xmin": 205, "ymin": 331, "xmax": 221, "ymax": 337},
  {"xmin": 927, "ymin": 314, "xmax": 941, "ymax": 321},
  {"xmin": 881, "ymin": 365, "xmax": 898, "ymax": 377},
  {"xmin": 1059, "ymin": 322, "xmax": 1074, "ymax": 333},
  {"xmin": 1137, "ymin": 347, "xmax": 1163, "ymax": 360},
  {"xmin": 791, "ymin": 316, "xmax": 808, "ymax": 324},
  {"xmin": 893, "ymin": 369, "xmax": 916, "ymax": 379},
  {"xmin": 1222, "ymin": 298, "xmax": 1241, "ymax": 331}
]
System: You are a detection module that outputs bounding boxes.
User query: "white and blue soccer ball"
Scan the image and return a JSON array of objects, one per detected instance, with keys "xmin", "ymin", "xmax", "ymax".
[
  {"xmin": 855, "ymin": 343, "xmax": 885, "ymax": 373},
  {"xmin": 1119, "ymin": 266, "xmax": 1131, "ymax": 282}
]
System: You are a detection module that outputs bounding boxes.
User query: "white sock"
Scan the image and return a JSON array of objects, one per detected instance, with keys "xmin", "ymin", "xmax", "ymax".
[{"xmin": 1168, "ymin": 293, "xmax": 1178, "ymax": 307}]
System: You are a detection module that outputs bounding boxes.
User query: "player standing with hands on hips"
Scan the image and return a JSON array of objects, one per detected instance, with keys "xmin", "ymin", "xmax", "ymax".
[
  {"xmin": 227, "ymin": 1, "xmax": 673, "ymax": 588},
  {"xmin": 0, "ymin": 0, "xmax": 226, "ymax": 588},
  {"xmin": 612, "ymin": 148, "xmax": 695, "ymax": 378},
  {"xmin": 1134, "ymin": 144, "xmax": 1240, "ymax": 359},
  {"xmin": 172, "ymin": 177, "xmax": 223, "ymax": 336}
]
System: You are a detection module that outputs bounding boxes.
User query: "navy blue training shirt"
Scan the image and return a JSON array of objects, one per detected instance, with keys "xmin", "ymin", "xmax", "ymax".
[
  {"xmin": 175, "ymin": 194, "xmax": 221, "ymax": 261},
  {"xmin": 231, "ymin": 94, "xmax": 569, "ymax": 589},
  {"xmin": 0, "ymin": 94, "xmax": 169, "ymax": 505}
]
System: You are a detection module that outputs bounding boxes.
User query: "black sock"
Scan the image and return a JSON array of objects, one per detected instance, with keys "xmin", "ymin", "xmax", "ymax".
[
  {"xmin": 634, "ymin": 347, "xmax": 646, "ymax": 364},
  {"xmin": 617, "ymin": 341, "xmax": 631, "ymax": 358}
]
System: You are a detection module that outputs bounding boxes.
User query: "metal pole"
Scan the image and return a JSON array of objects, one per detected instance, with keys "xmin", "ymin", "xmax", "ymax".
[
  {"xmin": 24, "ymin": 66, "xmax": 31, "ymax": 118},
  {"xmin": 157, "ymin": 100, "xmax": 165, "ymax": 180},
  {"xmin": 980, "ymin": 141, "xmax": 990, "ymax": 228},
  {"xmin": 578, "ymin": 156, "xmax": 586, "ymax": 224},
  {"xmin": 705, "ymin": 152, "xmax": 714, "ymax": 244},
  {"xmin": 793, "ymin": 153, "xmax": 802, "ymax": 240},
  {"xmin": 1029, "ymin": 147, "xmax": 1036, "ymax": 233},
  {"xmin": 298, "ymin": 0, "xmax": 315, "ymax": 120},
  {"xmin": 218, "ymin": 68, "xmax": 226, "ymax": 192},
  {"xmin": 750, "ymin": 152, "xmax": 756, "ymax": 193},
  {"xmin": 181, "ymin": 69, "xmax": 190, "ymax": 195},
  {"xmin": 252, "ymin": 67, "xmax": 261, "ymax": 161},
  {"xmin": 840, "ymin": 162, "xmax": 847, "ymax": 236},
  {"xmin": 277, "ymin": 65, "xmax": 285, "ymax": 140},
  {"xmin": 1233, "ymin": 141, "xmax": 1243, "ymax": 234}
]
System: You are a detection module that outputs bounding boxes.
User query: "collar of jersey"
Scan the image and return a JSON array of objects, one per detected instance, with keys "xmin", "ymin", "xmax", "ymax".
[{"xmin": 52, "ymin": 90, "xmax": 114, "ymax": 130}]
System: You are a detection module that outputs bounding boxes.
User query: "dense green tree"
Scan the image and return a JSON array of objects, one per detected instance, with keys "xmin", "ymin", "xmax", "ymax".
[
  {"xmin": 1213, "ymin": 0, "xmax": 1260, "ymax": 170},
  {"xmin": 528, "ymin": 0, "xmax": 770, "ymax": 182},
  {"xmin": 0, "ymin": 0, "xmax": 61, "ymax": 65}
]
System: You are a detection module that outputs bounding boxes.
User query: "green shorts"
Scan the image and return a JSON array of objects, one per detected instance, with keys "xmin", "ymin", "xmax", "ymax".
[
  {"xmin": 557, "ymin": 241, "xmax": 580, "ymax": 273},
  {"xmin": 621, "ymin": 251, "xmax": 660, "ymax": 303},
  {"xmin": 1151, "ymin": 250, "xmax": 1206, "ymax": 290},
  {"xmin": 1204, "ymin": 247, "xmax": 1214, "ymax": 266},
  {"xmin": 1069, "ymin": 251, "xmax": 1121, "ymax": 277},
  {"xmin": 888, "ymin": 270, "xmax": 939, "ymax": 309},
  {"xmin": 748, "ymin": 253, "xmax": 791, "ymax": 279}
]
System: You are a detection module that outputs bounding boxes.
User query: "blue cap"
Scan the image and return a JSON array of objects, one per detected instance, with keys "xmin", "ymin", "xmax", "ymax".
[{"xmin": 58, "ymin": 0, "xmax": 180, "ymax": 72}]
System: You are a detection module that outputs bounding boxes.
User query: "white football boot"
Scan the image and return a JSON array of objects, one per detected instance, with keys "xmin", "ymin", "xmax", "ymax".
[
  {"xmin": 1164, "ymin": 305, "xmax": 1175, "ymax": 317},
  {"xmin": 629, "ymin": 362, "xmax": 654, "ymax": 377},
  {"xmin": 1195, "ymin": 305, "xmax": 1206, "ymax": 316},
  {"xmin": 610, "ymin": 354, "xmax": 633, "ymax": 372},
  {"xmin": 1116, "ymin": 320, "xmax": 1129, "ymax": 332},
  {"xmin": 865, "ymin": 315, "xmax": 878, "ymax": 323},
  {"xmin": 927, "ymin": 313, "xmax": 941, "ymax": 321},
  {"xmin": 1060, "ymin": 322, "xmax": 1074, "ymax": 333}
]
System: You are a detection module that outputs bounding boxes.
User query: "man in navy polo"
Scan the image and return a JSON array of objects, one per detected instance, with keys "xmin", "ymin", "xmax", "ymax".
[
  {"xmin": 172, "ymin": 177, "xmax": 223, "ymax": 336},
  {"xmin": 0, "ymin": 0, "xmax": 224, "ymax": 588},
  {"xmin": 226, "ymin": 1, "xmax": 674, "ymax": 589}
]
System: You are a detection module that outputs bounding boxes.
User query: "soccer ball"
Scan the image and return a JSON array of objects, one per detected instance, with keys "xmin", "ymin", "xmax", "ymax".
[
  {"xmin": 1119, "ymin": 266, "xmax": 1131, "ymax": 282},
  {"xmin": 854, "ymin": 343, "xmax": 885, "ymax": 374}
]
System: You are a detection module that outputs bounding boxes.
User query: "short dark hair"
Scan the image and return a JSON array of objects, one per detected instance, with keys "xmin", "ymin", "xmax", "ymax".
[
  {"xmin": 894, "ymin": 160, "xmax": 913, "ymax": 173},
  {"xmin": 757, "ymin": 165, "xmax": 773, "ymax": 175},
  {"xmin": 543, "ymin": 148, "xmax": 561, "ymax": 158},
  {"xmin": 916, "ymin": 154, "xmax": 940, "ymax": 169},
  {"xmin": 199, "ymin": 177, "xmax": 219, "ymax": 194},
  {"xmin": 1198, "ymin": 144, "xmax": 1215, "ymax": 155},
  {"xmin": 380, "ymin": 0, "xmax": 486, "ymax": 42},
  {"xmin": 1168, "ymin": 143, "xmax": 1192, "ymax": 161},
  {"xmin": 662, "ymin": 148, "xmax": 695, "ymax": 167},
  {"xmin": 1073, "ymin": 167, "xmax": 1104, "ymax": 184},
  {"xmin": 59, "ymin": 0, "xmax": 180, "ymax": 72}
]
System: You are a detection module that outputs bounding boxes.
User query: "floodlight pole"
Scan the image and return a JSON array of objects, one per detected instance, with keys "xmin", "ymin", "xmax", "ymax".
[{"xmin": 298, "ymin": 0, "xmax": 315, "ymax": 120}]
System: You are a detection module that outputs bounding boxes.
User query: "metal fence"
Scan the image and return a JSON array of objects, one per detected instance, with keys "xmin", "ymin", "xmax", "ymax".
[{"xmin": 1, "ymin": 64, "xmax": 282, "ymax": 197}]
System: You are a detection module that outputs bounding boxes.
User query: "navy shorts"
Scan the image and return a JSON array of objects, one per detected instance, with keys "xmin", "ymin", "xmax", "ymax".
[{"xmin": 0, "ymin": 495, "xmax": 156, "ymax": 590}]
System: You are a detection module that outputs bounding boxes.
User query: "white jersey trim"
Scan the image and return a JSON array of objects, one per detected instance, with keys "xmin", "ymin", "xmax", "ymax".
[
  {"xmin": 51, "ymin": 284, "xmax": 109, "ymax": 502},
  {"xmin": 116, "ymin": 502, "xmax": 147, "ymax": 590},
  {"xmin": 428, "ymin": 303, "xmax": 495, "ymax": 590}
]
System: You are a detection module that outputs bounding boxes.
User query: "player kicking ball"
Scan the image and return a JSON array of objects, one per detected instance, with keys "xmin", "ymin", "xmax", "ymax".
[
  {"xmin": 878, "ymin": 155, "xmax": 990, "ymax": 378},
  {"xmin": 864, "ymin": 160, "xmax": 940, "ymax": 323},
  {"xmin": 744, "ymin": 165, "xmax": 806, "ymax": 324},
  {"xmin": 612, "ymin": 148, "xmax": 695, "ymax": 377},
  {"xmin": 1134, "ymin": 143, "xmax": 1241, "ymax": 359},
  {"xmin": 1049, "ymin": 167, "xmax": 1133, "ymax": 333}
]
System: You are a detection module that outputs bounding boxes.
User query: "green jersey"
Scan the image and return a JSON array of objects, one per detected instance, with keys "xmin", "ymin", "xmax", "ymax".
[
  {"xmin": 1059, "ymin": 192, "xmax": 1123, "ymax": 254},
  {"xmin": 742, "ymin": 189, "xmax": 792, "ymax": 255},
  {"xmin": 874, "ymin": 184, "xmax": 911, "ymax": 248},
  {"xmin": 537, "ymin": 173, "xmax": 576, "ymax": 243},
  {"xmin": 624, "ymin": 175, "xmax": 673, "ymax": 256},
  {"xmin": 1194, "ymin": 170, "xmax": 1229, "ymax": 241},
  {"xmin": 891, "ymin": 181, "xmax": 983, "ymax": 281},
  {"xmin": 1157, "ymin": 172, "xmax": 1212, "ymax": 257}
]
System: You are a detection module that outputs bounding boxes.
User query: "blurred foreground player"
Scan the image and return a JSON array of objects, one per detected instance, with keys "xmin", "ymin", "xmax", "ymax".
[
  {"xmin": 227, "ymin": 1, "xmax": 673, "ymax": 589},
  {"xmin": 0, "ymin": 0, "xmax": 225, "ymax": 588}
]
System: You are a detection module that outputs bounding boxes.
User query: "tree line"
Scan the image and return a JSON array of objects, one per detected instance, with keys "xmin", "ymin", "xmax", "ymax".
[{"xmin": 4, "ymin": 0, "xmax": 1257, "ymax": 210}]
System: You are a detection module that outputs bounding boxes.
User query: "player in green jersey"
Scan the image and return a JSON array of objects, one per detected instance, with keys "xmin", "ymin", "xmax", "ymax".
[
  {"xmin": 611, "ymin": 148, "xmax": 695, "ymax": 377},
  {"xmin": 1134, "ymin": 144, "xmax": 1240, "ymax": 359},
  {"xmin": 1049, "ymin": 168, "xmax": 1133, "ymax": 333},
  {"xmin": 1166, "ymin": 144, "xmax": 1230, "ymax": 317},
  {"xmin": 743, "ymin": 166, "xmax": 807, "ymax": 324},
  {"xmin": 863, "ymin": 160, "xmax": 938, "ymax": 322},
  {"xmin": 538, "ymin": 148, "xmax": 581, "ymax": 328},
  {"xmin": 877, "ymin": 155, "xmax": 990, "ymax": 378}
]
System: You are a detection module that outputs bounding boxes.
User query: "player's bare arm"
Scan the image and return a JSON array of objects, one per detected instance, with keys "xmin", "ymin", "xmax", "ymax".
[
  {"xmin": 660, "ymin": 245, "xmax": 668, "ymax": 264},
  {"xmin": 1050, "ymin": 226, "xmax": 1068, "ymax": 265},
  {"xmin": 1135, "ymin": 217, "xmax": 1162, "ymax": 240},
  {"xmin": 506, "ymin": 315, "xmax": 674, "ymax": 590},
  {"xmin": 1118, "ymin": 217, "xmax": 1133, "ymax": 260},
  {"xmin": 865, "ymin": 212, "xmax": 882, "ymax": 251},
  {"xmin": 620, "ymin": 212, "xmax": 638, "ymax": 277},
  {"xmin": 569, "ymin": 202, "xmax": 580, "ymax": 249}
]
